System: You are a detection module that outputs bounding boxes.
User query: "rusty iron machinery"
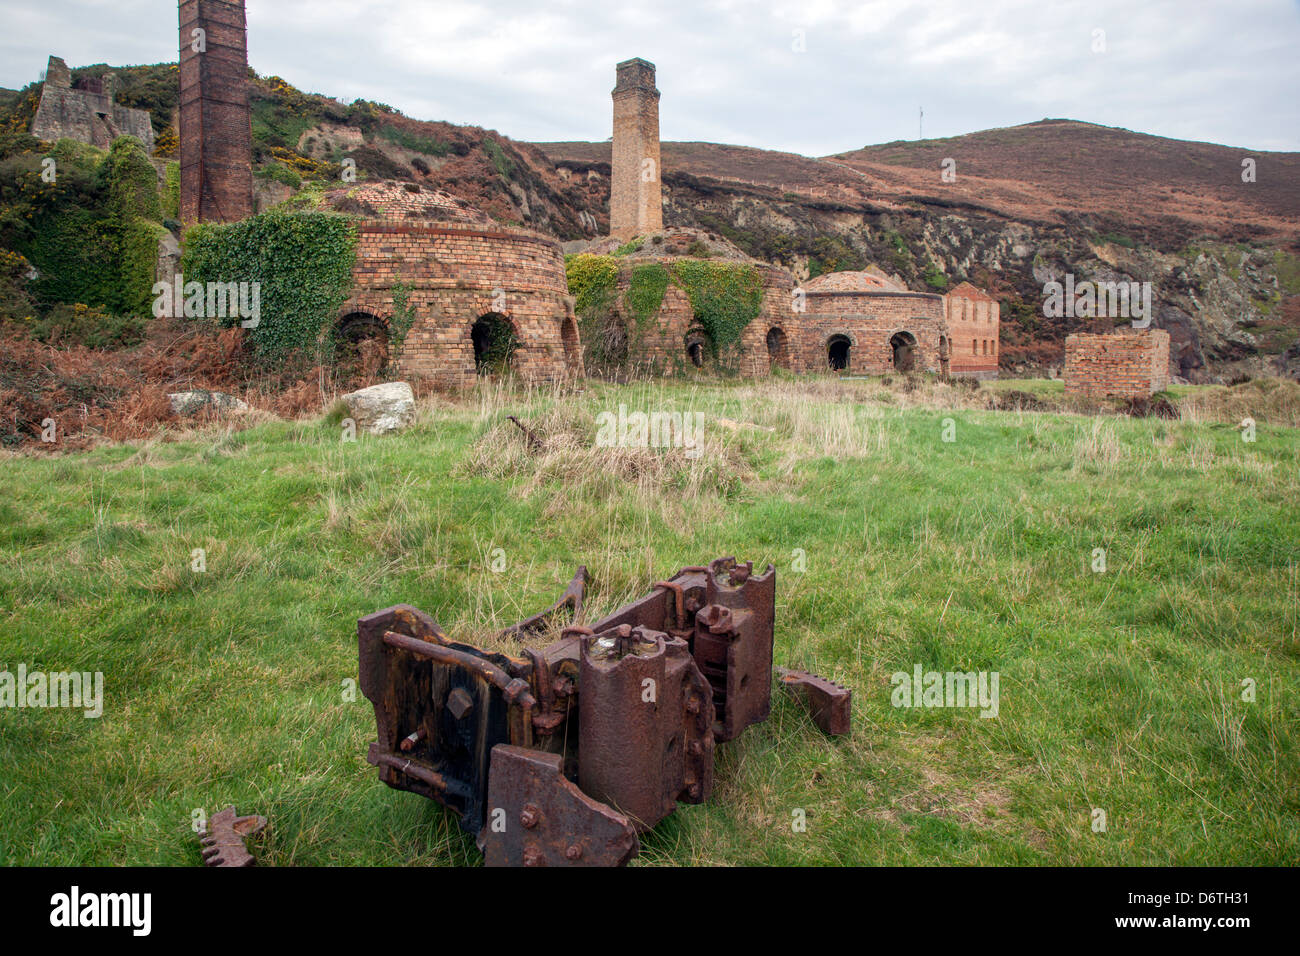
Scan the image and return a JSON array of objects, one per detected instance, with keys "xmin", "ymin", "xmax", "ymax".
[{"xmin": 358, "ymin": 557, "xmax": 851, "ymax": 866}]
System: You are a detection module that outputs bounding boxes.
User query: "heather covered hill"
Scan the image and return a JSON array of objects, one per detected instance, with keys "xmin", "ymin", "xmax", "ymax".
[{"xmin": 829, "ymin": 119, "xmax": 1300, "ymax": 247}]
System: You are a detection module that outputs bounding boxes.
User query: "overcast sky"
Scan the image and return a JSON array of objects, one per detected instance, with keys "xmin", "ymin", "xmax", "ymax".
[{"xmin": 2, "ymin": 0, "xmax": 1298, "ymax": 155}]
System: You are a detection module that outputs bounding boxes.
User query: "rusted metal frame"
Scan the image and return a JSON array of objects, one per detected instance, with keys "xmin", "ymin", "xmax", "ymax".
[
  {"xmin": 694, "ymin": 558, "xmax": 776, "ymax": 742},
  {"xmin": 577, "ymin": 625, "xmax": 714, "ymax": 831},
  {"xmin": 500, "ymin": 566, "xmax": 589, "ymax": 639}
]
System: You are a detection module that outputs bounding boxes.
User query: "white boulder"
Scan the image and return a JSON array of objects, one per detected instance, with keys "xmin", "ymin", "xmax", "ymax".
[{"xmin": 341, "ymin": 381, "xmax": 415, "ymax": 435}]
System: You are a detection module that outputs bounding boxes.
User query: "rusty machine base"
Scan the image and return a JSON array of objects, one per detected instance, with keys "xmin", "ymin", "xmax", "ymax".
[{"xmin": 359, "ymin": 557, "xmax": 851, "ymax": 867}]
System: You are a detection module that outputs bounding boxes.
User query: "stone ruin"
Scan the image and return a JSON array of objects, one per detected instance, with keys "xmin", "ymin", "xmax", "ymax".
[{"xmin": 30, "ymin": 56, "xmax": 155, "ymax": 152}]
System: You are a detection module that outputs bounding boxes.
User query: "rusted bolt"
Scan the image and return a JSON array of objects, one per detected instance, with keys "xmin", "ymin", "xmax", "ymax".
[
  {"xmin": 447, "ymin": 687, "xmax": 474, "ymax": 721},
  {"xmin": 520, "ymin": 804, "xmax": 540, "ymax": 829},
  {"xmin": 522, "ymin": 846, "xmax": 544, "ymax": 867},
  {"xmin": 565, "ymin": 843, "xmax": 583, "ymax": 860}
]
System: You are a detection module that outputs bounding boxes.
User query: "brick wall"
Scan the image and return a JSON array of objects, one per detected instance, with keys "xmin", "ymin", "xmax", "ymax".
[
  {"xmin": 796, "ymin": 291, "xmax": 948, "ymax": 374},
  {"xmin": 608, "ymin": 259, "xmax": 789, "ymax": 377},
  {"xmin": 343, "ymin": 222, "xmax": 581, "ymax": 388},
  {"xmin": 944, "ymin": 294, "xmax": 1001, "ymax": 378},
  {"xmin": 610, "ymin": 58, "xmax": 663, "ymax": 240},
  {"xmin": 1063, "ymin": 329, "xmax": 1171, "ymax": 397},
  {"xmin": 179, "ymin": 0, "xmax": 253, "ymax": 224}
]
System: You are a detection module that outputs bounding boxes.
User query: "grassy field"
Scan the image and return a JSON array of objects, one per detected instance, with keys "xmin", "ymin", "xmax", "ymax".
[{"xmin": 1, "ymin": 375, "xmax": 1297, "ymax": 866}]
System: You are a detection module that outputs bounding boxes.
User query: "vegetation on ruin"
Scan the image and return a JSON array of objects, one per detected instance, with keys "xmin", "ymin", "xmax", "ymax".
[
  {"xmin": 385, "ymin": 281, "xmax": 417, "ymax": 373},
  {"xmin": 0, "ymin": 135, "xmax": 167, "ymax": 347},
  {"xmin": 1, "ymin": 375, "xmax": 1296, "ymax": 865},
  {"xmin": 625, "ymin": 262, "xmax": 670, "ymax": 322},
  {"xmin": 668, "ymin": 259, "xmax": 764, "ymax": 360},
  {"xmin": 181, "ymin": 210, "xmax": 358, "ymax": 367},
  {"xmin": 566, "ymin": 254, "xmax": 764, "ymax": 373}
]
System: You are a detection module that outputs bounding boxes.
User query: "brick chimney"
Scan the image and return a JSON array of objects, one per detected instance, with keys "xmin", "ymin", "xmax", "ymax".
[
  {"xmin": 610, "ymin": 57, "xmax": 663, "ymax": 240},
  {"xmin": 179, "ymin": 0, "xmax": 253, "ymax": 224}
]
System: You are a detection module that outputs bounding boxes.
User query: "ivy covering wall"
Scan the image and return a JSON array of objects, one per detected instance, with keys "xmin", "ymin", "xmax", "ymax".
[
  {"xmin": 565, "ymin": 252, "xmax": 763, "ymax": 373},
  {"xmin": 181, "ymin": 210, "xmax": 358, "ymax": 365},
  {"xmin": 10, "ymin": 136, "xmax": 167, "ymax": 328}
]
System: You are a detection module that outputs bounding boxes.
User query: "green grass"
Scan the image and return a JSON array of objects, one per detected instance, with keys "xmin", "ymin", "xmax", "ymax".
[{"xmin": 1, "ymin": 376, "xmax": 1297, "ymax": 866}]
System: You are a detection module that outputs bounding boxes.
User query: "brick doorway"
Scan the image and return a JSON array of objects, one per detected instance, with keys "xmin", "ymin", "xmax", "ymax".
[
  {"xmin": 684, "ymin": 327, "xmax": 713, "ymax": 368},
  {"xmin": 766, "ymin": 326, "xmax": 791, "ymax": 370},
  {"xmin": 827, "ymin": 334, "xmax": 851, "ymax": 371},
  {"xmin": 561, "ymin": 316, "xmax": 582, "ymax": 375},
  {"xmin": 890, "ymin": 331, "xmax": 917, "ymax": 372},
  {"xmin": 334, "ymin": 311, "xmax": 389, "ymax": 380},
  {"xmin": 471, "ymin": 313, "xmax": 519, "ymax": 374}
]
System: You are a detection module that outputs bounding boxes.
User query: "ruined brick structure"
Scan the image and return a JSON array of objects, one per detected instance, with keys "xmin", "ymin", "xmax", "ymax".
[
  {"xmin": 329, "ymin": 182, "xmax": 582, "ymax": 388},
  {"xmin": 594, "ymin": 245, "xmax": 791, "ymax": 378},
  {"xmin": 943, "ymin": 281, "xmax": 1001, "ymax": 379},
  {"xmin": 610, "ymin": 58, "xmax": 663, "ymax": 241},
  {"xmin": 591, "ymin": 60, "xmax": 999, "ymax": 381},
  {"xmin": 793, "ymin": 270, "xmax": 948, "ymax": 375},
  {"xmin": 30, "ymin": 56, "xmax": 155, "ymax": 151},
  {"xmin": 179, "ymin": 0, "xmax": 253, "ymax": 224},
  {"xmin": 1063, "ymin": 329, "xmax": 1171, "ymax": 398}
]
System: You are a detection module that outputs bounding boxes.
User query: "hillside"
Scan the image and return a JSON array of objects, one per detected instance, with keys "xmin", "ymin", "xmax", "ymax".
[
  {"xmin": 1, "ymin": 61, "xmax": 1298, "ymax": 381},
  {"xmin": 538, "ymin": 124, "xmax": 1300, "ymax": 378}
]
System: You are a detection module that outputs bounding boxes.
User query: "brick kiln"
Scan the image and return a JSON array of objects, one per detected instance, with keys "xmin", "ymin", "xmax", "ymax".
[{"xmin": 327, "ymin": 181, "xmax": 584, "ymax": 388}]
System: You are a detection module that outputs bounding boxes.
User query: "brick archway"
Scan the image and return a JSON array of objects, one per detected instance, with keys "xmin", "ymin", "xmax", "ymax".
[
  {"xmin": 470, "ymin": 312, "xmax": 519, "ymax": 374},
  {"xmin": 766, "ymin": 326, "xmax": 792, "ymax": 370},
  {"xmin": 560, "ymin": 316, "xmax": 582, "ymax": 376},
  {"xmin": 684, "ymin": 326, "xmax": 712, "ymax": 368},
  {"xmin": 827, "ymin": 334, "xmax": 852, "ymax": 371},
  {"xmin": 890, "ymin": 330, "xmax": 918, "ymax": 372},
  {"xmin": 334, "ymin": 310, "xmax": 389, "ymax": 379}
]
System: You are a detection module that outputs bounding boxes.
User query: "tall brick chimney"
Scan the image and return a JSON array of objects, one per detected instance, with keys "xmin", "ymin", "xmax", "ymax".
[
  {"xmin": 179, "ymin": 0, "xmax": 253, "ymax": 224},
  {"xmin": 609, "ymin": 57, "xmax": 663, "ymax": 240}
]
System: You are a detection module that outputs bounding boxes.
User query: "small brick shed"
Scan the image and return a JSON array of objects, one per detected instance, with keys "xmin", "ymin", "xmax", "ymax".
[{"xmin": 1063, "ymin": 328, "xmax": 1171, "ymax": 398}]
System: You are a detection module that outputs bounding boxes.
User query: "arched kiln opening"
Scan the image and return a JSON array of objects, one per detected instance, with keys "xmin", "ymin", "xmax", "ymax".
[
  {"xmin": 471, "ymin": 312, "xmax": 519, "ymax": 374},
  {"xmin": 827, "ymin": 334, "xmax": 851, "ymax": 372},
  {"xmin": 890, "ymin": 330, "xmax": 917, "ymax": 372}
]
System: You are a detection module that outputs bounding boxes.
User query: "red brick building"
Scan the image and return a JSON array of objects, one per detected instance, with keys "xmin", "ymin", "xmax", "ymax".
[{"xmin": 944, "ymin": 281, "xmax": 1001, "ymax": 379}]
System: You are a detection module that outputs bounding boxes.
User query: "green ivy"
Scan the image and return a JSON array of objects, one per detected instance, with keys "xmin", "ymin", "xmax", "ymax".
[
  {"xmin": 182, "ymin": 210, "xmax": 358, "ymax": 365},
  {"xmin": 12, "ymin": 136, "xmax": 164, "ymax": 322},
  {"xmin": 565, "ymin": 253, "xmax": 619, "ymax": 315},
  {"xmin": 163, "ymin": 161, "xmax": 180, "ymax": 220},
  {"xmin": 625, "ymin": 262, "xmax": 668, "ymax": 324},
  {"xmin": 565, "ymin": 254, "xmax": 763, "ymax": 373},
  {"xmin": 387, "ymin": 280, "xmax": 417, "ymax": 370},
  {"xmin": 667, "ymin": 259, "xmax": 763, "ymax": 352}
]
